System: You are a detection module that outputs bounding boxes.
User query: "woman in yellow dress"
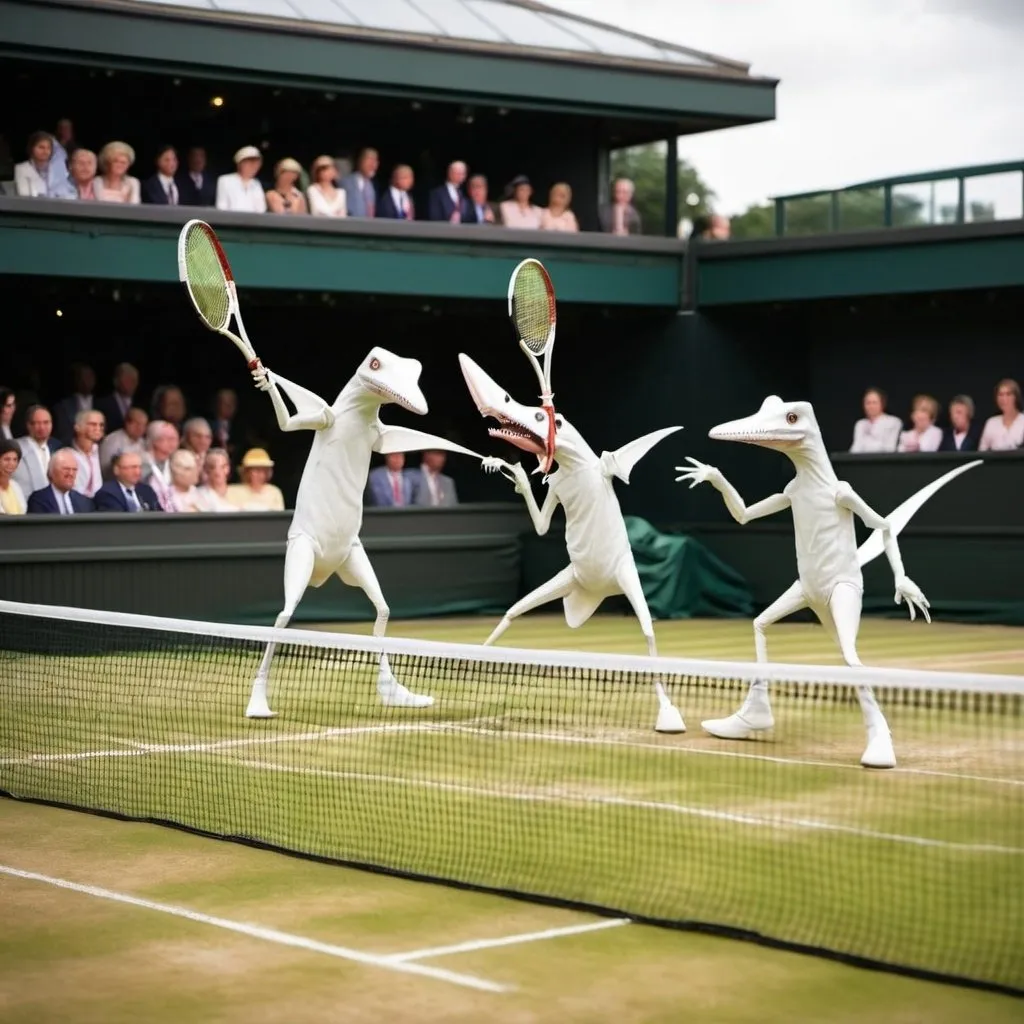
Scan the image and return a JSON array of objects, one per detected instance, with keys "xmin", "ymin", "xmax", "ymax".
[
  {"xmin": 0, "ymin": 440, "xmax": 27, "ymax": 515},
  {"xmin": 227, "ymin": 448, "xmax": 285, "ymax": 511}
]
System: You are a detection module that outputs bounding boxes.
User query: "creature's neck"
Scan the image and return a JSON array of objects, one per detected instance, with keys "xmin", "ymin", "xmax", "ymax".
[
  {"xmin": 552, "ymin": 438, "xmax": 599, "ymax": 474},
  {"xmin": 785, "ymin": 441, "xmax": 838, "ymax": 487},
  {"xmin": 334, "ymin": 377, "xmax": 384, "ymax": 420}
]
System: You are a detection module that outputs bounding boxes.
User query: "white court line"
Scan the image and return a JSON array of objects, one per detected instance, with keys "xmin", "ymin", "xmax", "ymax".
[
  {"xmin": 386, "ymin": 919, "xmax": 630, "ymax": 962},
  {"xmin": 226, "ymin": 756, "xmax": 1024, "ymax": 855},
  {"xmin": 0, "ymin": 865, "xmax": 508, "ymax": 993}
]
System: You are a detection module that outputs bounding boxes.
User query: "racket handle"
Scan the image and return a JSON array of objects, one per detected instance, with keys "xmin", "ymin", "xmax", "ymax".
[{"xmin": 248, "ymin": 358, "xmax": 262, "ymax": 370}]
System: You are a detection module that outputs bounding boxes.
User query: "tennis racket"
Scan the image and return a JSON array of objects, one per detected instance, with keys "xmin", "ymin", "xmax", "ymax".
[
  {"xmin": 507, "ymin": 258, "xmax": 557, "ymax": 472},
  {"xmin": 177, "ymin": 219, "xmax": 262, "ymax": 371}
]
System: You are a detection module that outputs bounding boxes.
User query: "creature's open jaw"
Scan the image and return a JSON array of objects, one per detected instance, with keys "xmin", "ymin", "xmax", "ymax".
[
  {"xmin": 486, "ymin": 411, "xmax": 547, "ymax": 456},
  {"xmin": 358, "ymin": 373, "xmax": 427, "ymax": 415}
]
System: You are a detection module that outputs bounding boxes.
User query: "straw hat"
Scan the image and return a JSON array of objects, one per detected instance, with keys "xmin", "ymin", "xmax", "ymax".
[
  {"xmin": 233, "ymin": 145, "xmax": 262, "ymax": 165},
  {"xmin": 274, "ymin": 157, "xmax": 302, "ymax": 177},
  {"xmin": 240, "ymin": 447, "xmax": 274, "ymax": 469}
]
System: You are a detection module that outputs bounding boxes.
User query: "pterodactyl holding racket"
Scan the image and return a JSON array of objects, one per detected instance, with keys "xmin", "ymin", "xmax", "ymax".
[
  {"xmin": 466, "ymin": 258, "xmax": 687, "ymax": 733},
  {"xmin": 177, "ymin": 220, "xmax": 483, "ymax": 717}
]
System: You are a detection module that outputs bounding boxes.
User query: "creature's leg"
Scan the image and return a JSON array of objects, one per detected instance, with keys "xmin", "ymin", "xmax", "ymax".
[
  {"xmin": 484, "ymin": 565, "xmax": 577, "ymax": 646},
  {"xmin": 702, "ymin": 580, "xmax": 807, "ymax": 740},
  {"xmin": 246, "ymin": 535, "xmax": 317, "ymax": 718},
  {"xmin": 616, "ymin": 562, "xmax": 686, "ymax": 734},
  {"xmin": 338, "ymin": 543, "xmax": 432, "ymax": 709},
  {"xmin": 825, "ymin": 582, "xmax": 895, "ymax": 769}
]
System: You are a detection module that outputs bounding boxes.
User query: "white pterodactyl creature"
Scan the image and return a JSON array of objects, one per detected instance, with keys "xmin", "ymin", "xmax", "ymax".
[
  {"xmin": 676, "ymin": 395, "xmax": 982, "ymax": 768},
  {"xmin": 460, "ymin": 352, "xmax": 687, "ymax": 733},
  {"xmin": 245, "ymin": 347, "xmax": 482, "ymax": 718}
]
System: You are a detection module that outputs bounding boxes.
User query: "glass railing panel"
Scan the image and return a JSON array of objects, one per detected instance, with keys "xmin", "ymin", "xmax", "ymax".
[{"xmin": 963, "ymin": 171, "xmax": 1024, "ymax": 222}]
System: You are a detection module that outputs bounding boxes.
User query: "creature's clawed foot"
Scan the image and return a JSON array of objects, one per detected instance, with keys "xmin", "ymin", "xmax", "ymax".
[
  {"xmin": 653, "ymin": 682, "xmax": 686, "ymax": 733},
  {"xmin": 861, "ymin": 723, "xmax": 896, "ymax": 769},
  {"xmin": 701, "ymin": 708, "xmax": 774, "ymax": 740},
  {"xmin": 377, "ymin": 666, "xmax": 434, "ymax": 709},
  {"xmin": 245, "ymin": 679, "xmax": 277, "ymax": 719}
]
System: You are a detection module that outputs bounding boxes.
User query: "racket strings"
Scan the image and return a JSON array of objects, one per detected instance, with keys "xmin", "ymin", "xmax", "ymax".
[
  {"xmin": 184, "ymin": 226, "xmax": 231, "ymax": 331},
  {"xmin": 512, "ymin": 269, "xmax": 555, "ymax": 354}
]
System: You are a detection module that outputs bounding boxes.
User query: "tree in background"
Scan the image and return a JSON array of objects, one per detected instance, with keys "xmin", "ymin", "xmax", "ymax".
[{"xmin": 610, "ymin": 143, "xmax": 715, "ymax": 236}]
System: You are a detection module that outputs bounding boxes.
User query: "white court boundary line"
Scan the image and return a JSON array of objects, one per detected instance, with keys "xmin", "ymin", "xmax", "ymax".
[
  {"xmin": 3, "ymin": 597, "xmax": 1022, "ymax": 695},
  {"xmin": 226, "ymin": 756, "xmax": 1024, "ymax": 855},
  {"xmin": 385, "ymin": 919, "xmax": 630, "ymax": 962},
  {"xmin": 0, "ymin": 865, "xmax": 508, "ymax": 993}
]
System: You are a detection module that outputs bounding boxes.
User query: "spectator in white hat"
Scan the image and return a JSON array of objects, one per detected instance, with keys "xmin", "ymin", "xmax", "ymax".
[
  {"xmin": 266, "ymin": 157, "xmax": 308, "ymax": 215},
  {"xmin": 215, "ymin": 145, "xmax": 267, "ymax": 213}
]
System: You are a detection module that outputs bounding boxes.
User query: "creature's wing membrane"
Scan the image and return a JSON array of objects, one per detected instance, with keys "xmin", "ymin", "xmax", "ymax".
[
  {"xmin": 374, "ymin": 424, "xmax": 484, "ymax": 459},
  {"xmin": 857, "ymin": 460, "xmax": 982, "ymax": 567},
  {"xmin": 268, "ymin": 372, "xmax": 331, "ymax": 419},
  {"xmin": 600, "ymin": 426, "xmax": 683, "ymax": 483}
]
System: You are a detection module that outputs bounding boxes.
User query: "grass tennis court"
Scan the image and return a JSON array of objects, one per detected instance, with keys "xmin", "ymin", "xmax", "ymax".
[{"xmin": 2, "ymin": 613, "xmax": 1022, "ymax": 1022}]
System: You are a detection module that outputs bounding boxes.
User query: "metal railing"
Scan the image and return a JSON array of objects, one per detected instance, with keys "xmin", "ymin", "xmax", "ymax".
[{"xmin": 772, "ymin": 161, "xmax": 1024, "ymax": 237}]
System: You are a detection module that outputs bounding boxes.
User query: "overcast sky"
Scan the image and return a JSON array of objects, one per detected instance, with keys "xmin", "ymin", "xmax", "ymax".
[{"xmin": 547, "ymin": 0, "xmax": 1023, "ymax": 215}]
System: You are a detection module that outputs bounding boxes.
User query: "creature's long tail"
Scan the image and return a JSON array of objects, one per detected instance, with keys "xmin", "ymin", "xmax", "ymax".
[{"xmin": 856, "ymin": 459, "xmax": 983, "ymax": 568}]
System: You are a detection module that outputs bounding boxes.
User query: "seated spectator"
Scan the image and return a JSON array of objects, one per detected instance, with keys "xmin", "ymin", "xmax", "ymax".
[
  {"xmin": 99, "ymin": 406, "xmax": 148, "ymax": 477},
  {"xmin": 0, "ymin": 386, "xmax": 15, "ymax": 440},
  {"xmin": 95, "ymin": 141, "xmax": 141, "ymax": 204},
  {"xmin": 0, "ymin": 439, "xmax": 27, "ymax": 515},
  {"xmin": 979, "ymin": 378, "xmax": 1024, "ymax": 451},
  {"xmin": 341, "ymin": 146, "xmax": 379, "ymax": 217},
  {"xmin": 266, "ymin": 158, "xmax": 308, "ymax": 215},
  {"xmin": 377, "ymin": 164, "xmax": 416, "ymax": 220},
  {"xmin": 216, "ymin": 146, "xmax": 267, "ymax": 213},
  {"xmin": 14, "ymin": 131, "xmax": 73, "ymax": 198},
  {"xmin": 181, "ymin": 146, "xmax": 216, "ymax": 206},
  {"xmin": 897, "ymin": 395, "xmax": 942, "ymax": 453},
  {"xmin": 70, "ymin": 408, "xmax": 106, "ymax": 497},
  {"xmin": 540, "ymin": 182, "xmax": 579, "ymax": 232},
  {"xmin": 411, "ymin": 450, "xmax": 458, "ymax": 506},
  {"xmin": 54, "ymin": 117, "xmax": 77, "ymax": 160},
  {"xmin": 93, "ymin": 451, "xmax": 162, "ymax": 513},
  {"xmin": 13, "ymin": 404, "xmax": 61, "ymax": 496},
  {"xmin": 163, "ymin": 448, "xmax": 206, "ymax": 512},
  {"xmin": 27, "ymin": 448, "xmax": 94, "ymax": 514},
  {"xmin": 141, "ymin": 145, "xmax": 184, "ymax": 206},
  {"xmin": 599, "ymin": 178, "xmax": 642, "ymax": 236},
  {"xmin": 367, "ymin": 452, "xmax": 414, "ymax": 507},
  {"xmin": 150, "ymin": 384, "xmax": 186, "ymax": 432},
  {"xmin": 182, "ymin": 416, "xmax": 213, "ymax": 475},
  {"xmin": 142, "ymin": 419, "xmax": 180, "ymax": 509},
  {"xmin": 428, "ymin": 160, "xmax": 468, "ymax": 223},
  {"xmin": 195, "ymin": 448, "xmax": 238, "ymax": 512},
  {"xmin": 307, "ymin": 155, "xmax": 347, "ymax": 217},
  {"xmin": 53, "ymin": 362, "xmax": 97, "ymax": 443},
  {"xmin": 227, "ymin": 448, "xmax": 285, "ymax": 510},
  {"xmin": 500, "ymin": 175, "xmax": 543, "ymax": 229},
  {"xmin": 939, "ymin": 395, "xmax": 980, "ymax": 452},
  {"xmin": 463, "ymin": 174, "xmax": 496, "ymax": 224},
  {"xmin": 97, "ymin": 362, "xmax": 140, "ymax": 433},
  {"xmin": 690, "ymin": 213, "xmax": 731, "ymax": 241},
  {"xmin": 850, "ymin": 387, "xmax": 902, "ymax": 453},
  {"xmin": 66, "ymin": 148, "xmax": 99, "ymax": 201},
  {"xmin": 210, "ymin": 387, "xmax": 239, "ymax": 457}
]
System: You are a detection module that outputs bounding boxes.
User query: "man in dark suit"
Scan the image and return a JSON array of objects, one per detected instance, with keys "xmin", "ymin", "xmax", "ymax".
[
  {"xmin": 427, "ymin": 160, "xmax": 468, "ymax": 223},
  {"xmin": 27, "ymin": 448, "xmax": 94, "ymax": 514},
  {"xmin": 179, "ymin": 146, "xmax": 217, "ymax": 206},
  {"xmin": 94, "ymin": 450, "xmax": 162, "ymax": 512},
  {"xmin": 410, "ymin": 450, "xmax": 458, "ymax": 507},
  {"xmin": 141, "ymin": 145, "xmax": 184, "ymax": 206},
  {"xmin": 376, "ymin": 165, "xmax": 416, "ymax": 220},
  {"xmin": 463, "ymin": 174, "xmax": 497, "ymax": 224},
  {"xmin": 96, "ymin": 362, "xmax": 140, "ymax": 434},
  {"xmin": 366, "ymin": 453, "xmax": 415, "ymax": 507},
  {"xmin": 53, "ymin": 362, "xmax": 96, "ymax": 444},
  {"xmin": 939, "ymin": 394, "xmax": 981, "ymax": 452}
]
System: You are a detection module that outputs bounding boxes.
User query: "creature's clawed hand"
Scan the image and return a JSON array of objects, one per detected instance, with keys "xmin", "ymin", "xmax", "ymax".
[
  {"xmin": 894, "ymin": 575, "xmax": 931, "ymax": 623},
  {"xmin": 251, "ymin": 364, "xmax": 273, "ymax": 392},
  {"xmin": 482, "ymin": 456, "xmax": 530, "ymax": 494},
  {"xmin": 674, "ymin": 457, "xmax": 721, "ymax": 489}
]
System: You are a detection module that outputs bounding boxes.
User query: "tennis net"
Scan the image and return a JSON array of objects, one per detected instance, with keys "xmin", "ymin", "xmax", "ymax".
[{"xmin": 1, "ymin": 599, "xmax": 1021, "ymax": 995}]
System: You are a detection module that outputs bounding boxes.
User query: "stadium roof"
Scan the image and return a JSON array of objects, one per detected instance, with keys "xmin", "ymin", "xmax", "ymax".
[{"xmin": 55, "ymin": 0, "xmax": 762, "ymax": 81}]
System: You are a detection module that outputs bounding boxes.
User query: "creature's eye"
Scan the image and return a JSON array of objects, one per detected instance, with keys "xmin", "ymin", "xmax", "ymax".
[
  {"xmin": 369, "ymin": 357, "xmax": 381, "ymax": 371},
  {"xmin": 535, "ymin": 412, "xmax": 545, "ymax": 423},
  {"xmin": 503, "ymin": 394, "xmax": 510, "ymax": 403},
  {"xmin": 554, "ymin": 417, "xmax": 563, "ymax": 429},
  {"xmin": 786, "ymin": 412, "xmax": 798, "ymax": 425}
]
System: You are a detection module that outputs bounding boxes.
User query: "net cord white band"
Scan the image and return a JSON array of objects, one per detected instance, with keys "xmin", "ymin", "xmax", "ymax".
[{"xmin": 1, "ymin": 599, "xmax": 1020, "ymax": 697}]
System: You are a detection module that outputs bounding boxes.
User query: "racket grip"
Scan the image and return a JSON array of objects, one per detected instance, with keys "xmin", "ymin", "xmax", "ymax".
[{"xmin": 248, "ymin": 358, "xmax": 262, "ymax": 370}]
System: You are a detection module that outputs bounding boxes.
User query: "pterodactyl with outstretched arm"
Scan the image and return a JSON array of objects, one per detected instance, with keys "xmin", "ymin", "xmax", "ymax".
[
  {"xmin": 245, "ymin": 347, "xmax": 482, "ymax": 718},
  {"xmin": 676, "ymin": 395, "xmax": 981, "ymax": 768},
  {"xmin": 460, "ymin": 353, "xmax": 687, "ymax": 733}
]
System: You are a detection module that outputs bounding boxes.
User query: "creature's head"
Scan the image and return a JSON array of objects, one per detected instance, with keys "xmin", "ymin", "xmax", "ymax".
[
  {"xmin": 708, "ymin": 395, "xmax": 820, "ymax": 452},
  {"xmin": 459, "ymin": 353, "xmax": 590, "ymax": 471},
  {"xmin": 355, "ymin": 346, "xmax": 428, "ymax": 415}
]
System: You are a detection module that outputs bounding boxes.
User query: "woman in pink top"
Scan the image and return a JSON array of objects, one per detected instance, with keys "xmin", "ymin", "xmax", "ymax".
[
  {"xmin": 979, "ymin": 378, "xmax": 1024, "ymax": 451},
  {"xmin": 95, "ymin": 141, "xmax": 141, "ymax": 204},
  {"xmin": 897, "ymin": 394, "xmax": 942, "ymax": 452},
  {"xmin": 540, "ymin": 182, "xmax": 579, "ymax": 232},
  {"xmin": 499, "ymin": 175, "xmax": 543, "ymax": 229},
  {"xmin": 68, "ymin": 148, "xmax": 98, "ymax": 201}
]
